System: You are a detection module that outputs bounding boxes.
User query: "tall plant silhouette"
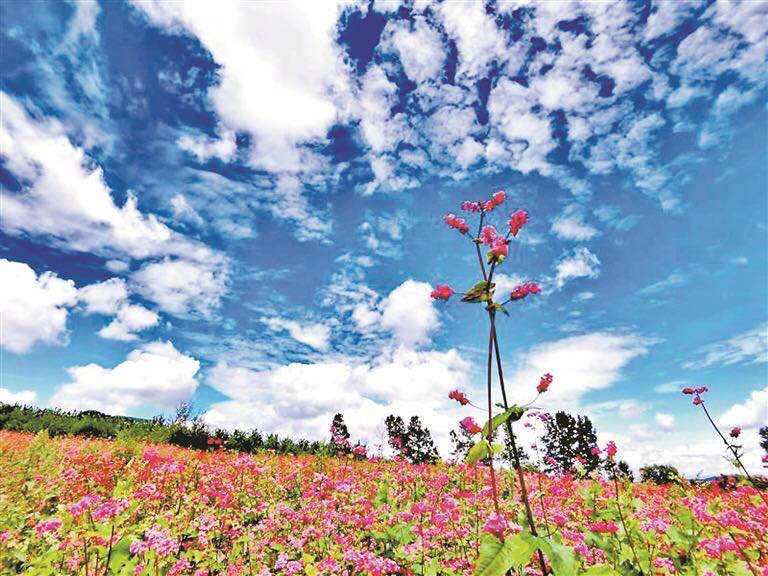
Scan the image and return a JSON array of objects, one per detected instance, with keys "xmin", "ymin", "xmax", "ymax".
[{"xmin": 432, "ymin": 191, "xmax": 555, "ymax": 575}]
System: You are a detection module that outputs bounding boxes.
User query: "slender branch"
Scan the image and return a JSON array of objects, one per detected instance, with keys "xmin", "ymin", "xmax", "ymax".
[
  {"xmin": 486, "ymin": 319, "xmax": 500, "ymax": 514},
  {"xmin": 490, "ymin": 311, "xmax": 549, "ymax": 576},
  {"xmin": 699, "ymin": 402, "xmax": 768, "ymax": 506}
]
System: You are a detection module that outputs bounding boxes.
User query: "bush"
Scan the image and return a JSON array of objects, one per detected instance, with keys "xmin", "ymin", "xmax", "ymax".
[{"xmin": 640, "ymin": 464, "xmax": 681, "ymax": 485}]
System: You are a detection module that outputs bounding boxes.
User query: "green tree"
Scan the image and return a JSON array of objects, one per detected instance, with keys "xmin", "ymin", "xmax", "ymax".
[
  {"xmin": 449, "ymin": 426, "xmax": 474, "ymax": 460},
  {"xmin": 330, "ymin": 413, "xmax": 351, "ymax": 453},
  {"xmin": 640, "ymin": 464, "xmax": 681, "ymax": 485},
  {"xmin": 542, "ymin": 411, "xmax": 600, "ymax": 473},
  {"xmin": 385, "ymin": 415, "xmax": 439, "ymax": 464},
  {"xmin": 759, "ymin": 426, "xmax": 768, "ymax": 455}
]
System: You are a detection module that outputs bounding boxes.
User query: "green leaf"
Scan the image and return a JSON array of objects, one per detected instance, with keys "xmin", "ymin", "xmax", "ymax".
[
  {"xmin": 476, "ymin": 533, "xmax": 535, "ymax": 576},
  {"xmin": 521, "ymin": 534, "xmax": 577, "ymax": 576},
  {"xmin": 581, "ymin": 565, "xmax": 618, "ymax": 575},
  {"xmin": 466, "ymin": 440, "xmax": 490, "ymax": 465},
  {"xmin": 481, "ymin": 405, "xmax": 526, "ymax": 437},
  {"xmin": 462, "ymin": 281, "xmax": 495, "ymax": 303}
]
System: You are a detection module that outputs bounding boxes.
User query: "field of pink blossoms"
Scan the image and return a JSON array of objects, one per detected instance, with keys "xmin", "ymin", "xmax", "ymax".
[{"xmin": 1, "ymin": 430, "xmax": 766, "ymax": 576}]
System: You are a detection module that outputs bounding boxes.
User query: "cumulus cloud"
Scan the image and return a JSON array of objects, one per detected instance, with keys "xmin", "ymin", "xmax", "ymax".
[
  {"xmin": 655, "ymin": 412, "xmax": 675, "ymax": 431},
  {"xmin": 203, "ymin": 346, "xmax": 471, "ymax": 454},
  {"xmin": 379, "ymin": 280, "xmax": 439, "ymax": 348},
  {"xmin": 78, "ymin": 278, "xmax": 128, "ymax": 315},
  {"xmin": 552, "ymin": 247, "xmax": 601, "ymax": 289},
  {"xmin": 0, "ymin": 387, "xmax": 37, "ymax": 405},
  {"xmin": 131, "ymin": 258, "xmax": 228, "ymax": 317},
  {"xmin": 50, "ymin": 341, "xmax": 199, "ymax": 414},
  {"xmin": 717, "ymin": 385, "xmax": 768, "ymax": 430},
  {"xmin": 505, "ymin": 331, "xmax": 656, "ymax": 409},
  {"xmin": 98, "ymin": 304, "xmax": 159, "ymax": 341},
  {"xmin": 684, "ymin": 323, "xmax": 768, "ymax": 369},
  {"xmin": 263, "ymin": 317, "xmax": 331, "ymax": 352},
  {"xmin": 0, "ymin": 259, "xmax": 78, "ymax": 354},
  {"xmin": 551, "ymin": 204, "xmax": 600, "ymax": 241}
]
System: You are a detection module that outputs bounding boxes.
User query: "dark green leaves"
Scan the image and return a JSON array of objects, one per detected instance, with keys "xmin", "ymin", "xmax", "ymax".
[
  {"xmin": 476, "ymin": 533, "xmax": 536, "ymax": 576},
  {"xmin": 466, "ymin": 440, "xmax": 490, "ymax": 465},
  {"xmin": 481, "ymin": 405, "xmax": 526, "ymax": 437},
  {"xmin": 462, "ymin": 281, "xmax": 495, "ymax": 303}
]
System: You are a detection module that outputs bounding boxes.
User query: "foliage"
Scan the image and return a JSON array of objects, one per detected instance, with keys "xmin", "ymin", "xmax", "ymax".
[
  {"xmin": 542, "ymin": 411, "xmax": 601, "ymax": 474},
  {"xmin": 1, "ymin": 431, "xmax": 766, "ymax": 576},
  {"xmin": 385, "ymin": 415, "xmax": 440, "ymax": 464},
  {"xmin": 640, "ymin": 464, "xmax": 682, "ymax": 485}
]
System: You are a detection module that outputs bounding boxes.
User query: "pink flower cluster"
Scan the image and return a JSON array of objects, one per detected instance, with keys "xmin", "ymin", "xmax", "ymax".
[
  {"xmin": 430, "ymin": 284, "xmax": 454, "ymax": 300},
  {"xmin": 536, "ymin": 373, "xmax": 553, "ymax": 394},
  {"xmin": 510, "ymin": 281, "xmax": 541, "ymax": 301},
  {"xmin": 448, "ymin": 389, "xmax": 469, "ymax": 405},
  {"xmin": 460, "ymin": 417, "xmax": 482, "ymax": 435},
  {"xmin": 443, "ymin": 213, "xmax": 469, "ymax": 234},
  {"xmin": 683, "ymin": 385, "xmax": 708, "ymax": 405}
]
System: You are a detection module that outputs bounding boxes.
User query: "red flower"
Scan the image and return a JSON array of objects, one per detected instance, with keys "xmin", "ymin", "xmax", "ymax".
[
  {"xmin": 510, "ymin": 282, "xmax": 541, "ymax": 301},
  {"xmin": 461, "ymin": 201, "xmax": 481, "ymax": 213},
  {"xmin": 483, "ymin": 190, "xmax": 506, "ymax": 212},
  {"xmin": 605, "ymin": 441, "xmax": 617, "ymax": 458},
  {"xmin": 537, "ymin": 373, "xmax": 553, "ymax": 394},
  {"xmin": 490, "ymin": 238, "xmax": 509, "ymax": 258},
  {"xmin": 430, "ymin": 284, "xmax": 454, "ymax": 300},
  {"xmin": 591, "ymin": 447, "xmax": 601, "ymax": 456},
  {"xmin": 730, "ymin": 427, "xmax": 741, "ymax": 438},
  {"xmin": 479, "ymin": 225, "xmax": 498, "ymax": 246},
  {"xmin": 460, "ymin": 417, "xmax": 482, "ymax": 435},
  {"xmin": 448, "ymin": 390, "xmax": 469, "ymax": 405},
  {"xmin": 508, "ymin": 210, "xmax": 528, "ymax": 236},
  {"xmin": 682, "ymin": 387, "xmax": 694, "ymax": 395},
  {"xmin": 444, "ymin": 213, "xmax": 469, "ymax": 234}
]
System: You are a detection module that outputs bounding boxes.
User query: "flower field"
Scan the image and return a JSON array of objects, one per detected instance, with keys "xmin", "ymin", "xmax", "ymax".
[{"xmin": 1, "ymin": 431, "xmax": 766, "ymax": 576}]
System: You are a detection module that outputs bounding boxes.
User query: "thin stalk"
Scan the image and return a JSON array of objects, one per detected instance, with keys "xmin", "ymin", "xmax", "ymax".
[
  {"xmin": 699, "ymin": 402, "xmax": 768, "ymax": 506},
  {"xmin": 728, "ymin": 531, "xmax": 759, "ymax": 576},
  {"xmin": 490, "ymin": 311, "xmax": 549, "ymax": 576},
  {"xmin": 486, "ymin": 320, "xmax": 500, "ymax": 515},
  {"xmin": 612, "ymin": 473, "xmax": 646, "ymax": 576}
]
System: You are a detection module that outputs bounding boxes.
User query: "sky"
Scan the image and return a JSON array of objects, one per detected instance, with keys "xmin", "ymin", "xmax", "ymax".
[{"xmin": 1, "ymin": 0, "xmax": 766, "ymax": 477}]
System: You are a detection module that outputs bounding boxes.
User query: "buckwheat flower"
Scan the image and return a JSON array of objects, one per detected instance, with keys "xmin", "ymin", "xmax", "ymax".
[
  {"xmin": 653, "ymin": 558, "xmax": 676, "ymax": 572},
  {"xmin": 490, "ymin": 237, "xmax": 509, "ymax": 258},
  {"xmin": 693, "ymin": 395, "xmax": 703, "ymax": 405},
  {"xmin": 479, "ymin": 225, "xmax": 498, "ymax": 246},
  {"xmin": 430, "ymin": 284, "xmax": 454, "ymax": 300},
  {"xmin": 34, "ymin": 518, "xmax": 62, "ymax": 537},
  {"xmin": 483, "ymin": 513, "xmax": 509, "ymax": 537},
  {"xmin": 461, "ymin": 201, "xmax": 481, "ymax": 213},
  {"xmin": 460, "ymin": 417, "xmax": 482, "ymax": 435},
  {"xmin": 682, "ymin": 387, "xmax": 694, "ymax": 395},
  {"xmin": 537, "ymin": 373, "xmax": 553, "ymax": 393},
  {"xmin": 589, "ymin": 521, "xmax": 619, "ymax": 534},
  {"xmin": 591, "ymin": 447, "xmax": 601, "ymax": 456},
  {"xmin": 605, "ymin": 441, "xmax": 617, "ymax": 458},
  {"xmin": 448, "ymin": 390, "xmax": 469, "ymax": 405},
  {"xmin": 510, "ymin": 282, "xmax": 541, "ymax": 301},
  {"xmin": 730, "ymin": 427, "xmax": 741, "ymax": 438},
  {"xmin": 444, "ymin": 213, "xmax": 469, "ymax": 234},
  {"xmin": 352, "ymin": 445, "xmax": 367, "ymax": 457},
  {"xmin": 508, "ymin": 210, "xmax": 528, "ymax": 236},
  {"xmin": 483, "ymin": 190, "xmax": 506, "ymax": 212}
]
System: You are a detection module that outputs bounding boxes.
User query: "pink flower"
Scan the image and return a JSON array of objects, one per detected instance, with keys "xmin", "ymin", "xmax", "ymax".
[
  {"xmin": 448, "ymin": 390, "xmax": 469, "ymax": 405},
  {"xmin": 693, "ymin": 395, "xmax": 703, "ymax": 405},
  {"xmin": 510, "ymin": 282, "xmax": 541, "ymax": 301},
  {"xmin": 605, "ymin": 441, "xmax": 617, "ymax": 458},
  {"xmin": 591, "ymin": 447, "xmax": 601, "ymax": 456},
  {"xmin": 682, "ymin": 387, "xmax": 694, "ymax": 395},
  {"xmin": 444, "ymin": 213, "xmax": 469, "ymax": 234},
  {"xmin": 430, "ymin": 284, "xmax": 454, "ymax": 300},
  {"xmin": 34, "ymin": 518, "xmax": 62, "ymax": 537},
  {"xmin": 589, "ymin": 521, "xmax": 619, "ymax": 534},
  {"xmin": 730, "ymin": 427, "xmax": 741, "ymax": 438},
  {"xmin": 490, "ymin": 237, "xmax": 508, "ymax": 258},
  {"xmin": 461, "ymin": 201, "xmax": 481, "ymax": 213},
  {"xmin": 460, "ymin": 417, "xmax": 482, "ymax": 435},
  {"xmin": 508, "ymin": 210, "xmax": 528, "ymax": 236},
  {"xmin": 537, "ymin": 373, "xmax": 553, "ymax": 394},
  {"xmin": 352, "ymin": 445, "xmax": 367, "ymax": 457},
  {"xmin": 483, "ymin": 513, "xmax": 510, "ymax": 537},
  {"xmin": 479, "ymin": 225, "xmax": 498, "ymax": 246},
  {"xmin": 483, "ymin": 191, "xmax": 506, "ymax": 212}
]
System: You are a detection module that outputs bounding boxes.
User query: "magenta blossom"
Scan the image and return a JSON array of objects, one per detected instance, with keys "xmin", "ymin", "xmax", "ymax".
[
  {"xmin": 448, "ymin": 390, "xmax": 469, "ymax": 405},
  {"xmin": 460, "ymin": 417, "xmax": 482, "ymax": 435},
  {"xmin": 430, "ymin": 284, "xmax": 454, "ymax": 300}
]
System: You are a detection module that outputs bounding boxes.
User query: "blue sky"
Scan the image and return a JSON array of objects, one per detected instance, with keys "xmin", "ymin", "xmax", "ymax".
[{"xmin": 1, "ymin": 0, "xmax": 766, "ymax": 475}]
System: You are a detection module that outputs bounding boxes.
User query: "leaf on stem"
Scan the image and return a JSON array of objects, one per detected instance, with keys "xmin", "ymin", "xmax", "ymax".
[
  {"xmin": 462, "ymin": 281, "xmax": 495, "ymax": 303},
  {"xmin": 481, "ymin": 405, "xmax": 526, "ymax": 437},
  {"xmin": 475, "ymin": 533, "xmax": 536, "ymax": 576},
  {"xmin": 466, "ymin": 440, "xmax": 491, "ymax": 465}
]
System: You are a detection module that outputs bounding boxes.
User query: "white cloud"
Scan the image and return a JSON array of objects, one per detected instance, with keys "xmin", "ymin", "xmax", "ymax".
[
  {"xmin": 98, "ymin": 304, "xmax": 159, "ymax": 341},
  {"xmin": 50, "ymin": 341, "xmax": 199, "ymax": 414},
  {"xmin": 437, "ymin": 2, "xmax": 507, "ymax": 79},
  {"xmin": 131, "ymin": 1, "xmax": 348, "ymax": 173},
  {"xmin": 178, "ymin": 128, "xmax": 237, "ymax": 162},
  {"xmin": 574, "ymin": 291, "xmax": 595, "ymax": 302},
  {"xmin": 78, "ymin": 278, "xmax": 128, "ymax": 315},
  {"xmin": 553, "ymin": 247, "xmax": 601, "ymax": 289},
  {"xmin": 638, "ymin": 271, "xmax": 687, "ymax": 295},
  {"xmin": 132, "ymin": 258, "xmax": 228, "ymax": 316},
  {"xmin": 379, "ymin": 280, "xmax": 439, "ymax": 348},
  {"xmin": 203, "ymin": 346, "xmax": 471, "ymax": 454},
  {"xmin": 654, "ymin": 379, "xmax": 688, "ymax": 394},
  {"xmin": 551, "ymin": 204, "xmax": 600, "ymax": 241},
  {"xmin": 0, "ymin": 259, "xmax": 78, "ymax": 354},
  {"xmin": 381, "ymin": 17, "xmax": 445, "ymax": 84},
  {"xmin": 717, "ymin": 385, "xmax": 768, "ymax": 430},
  {"xmin": 684, "ymin": 323, "xmax": 768, "ymax": 369},
  {"xmin": 0, "ymin": 387, "xmax": 37, "ymax": 405},
  {"xmin": 263, "ymin": 317, "xmax": 331, "ymax": 352},
  {"xmin": 169, "ymin": 194, "xmax": 204, "ymax": 227},
  {"xmin": 505, "ymin": 331, "xmax": 655, "ymax": 409},
  {"xmin": 655, "ymin": 412, "xmax": 675, "ymax": 431},
  {"xmin": 492, "ymin": 273, "xmax": 526, "ymax": 300}
]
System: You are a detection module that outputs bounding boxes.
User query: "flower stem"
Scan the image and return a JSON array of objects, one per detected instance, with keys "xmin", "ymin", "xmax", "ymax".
[
  {"xmin": 486, "ymin": 319, "xmax": 500, "ymax": 515},
  {"xmin": 612, "ymin": 472, "xmax": 646, "ymax": 576},
  {"xmin": 489, "ymin": 311, "xmax": 549, "ymax": 575}
]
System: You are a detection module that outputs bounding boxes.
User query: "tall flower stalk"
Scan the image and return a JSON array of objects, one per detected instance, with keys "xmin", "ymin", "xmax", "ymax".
[{"xmin": 433, "ymin": 191, "xmax": 550, "ymax": 574}]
